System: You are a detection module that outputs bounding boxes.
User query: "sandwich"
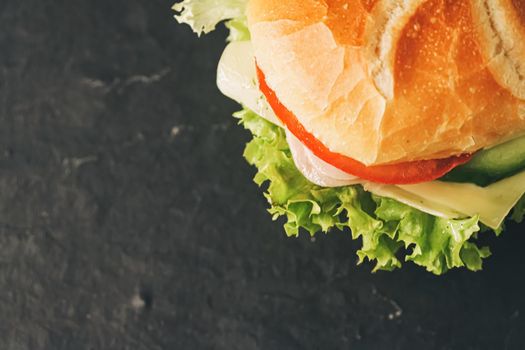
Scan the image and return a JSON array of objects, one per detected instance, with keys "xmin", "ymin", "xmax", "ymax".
[{"xmin": 173, "ymin": 0, "xmax": 525, "ymax": 274}]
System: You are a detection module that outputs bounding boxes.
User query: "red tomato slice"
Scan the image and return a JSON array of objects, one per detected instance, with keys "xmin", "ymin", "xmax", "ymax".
[{"xmin": 256, "ymin": 65, "xmax": 472, "ymax": 185}]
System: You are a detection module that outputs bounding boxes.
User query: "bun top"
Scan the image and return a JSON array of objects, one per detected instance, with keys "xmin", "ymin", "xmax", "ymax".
[{"xmin": 247, "ymin": 0, "xmax": 525, "ymax": 165}]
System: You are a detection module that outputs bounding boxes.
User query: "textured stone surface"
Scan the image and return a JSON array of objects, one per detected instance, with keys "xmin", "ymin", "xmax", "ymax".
[{"xmin": 1, "ymin": 0, "xmax": 525, "ymax": 349}]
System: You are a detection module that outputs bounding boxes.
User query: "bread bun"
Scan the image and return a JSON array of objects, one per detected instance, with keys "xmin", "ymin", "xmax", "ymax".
[{"xmin": 247, "ymin": 0, "xmax": 525, "ymax": 165}]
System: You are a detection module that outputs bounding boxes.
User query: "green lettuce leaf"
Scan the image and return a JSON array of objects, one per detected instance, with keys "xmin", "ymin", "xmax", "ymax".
[
  {"xmin": 225, "ymin": 17, "xmax": 250, "ymax": 42},
  {"xmin": 235, "ymin": 108, "xmax": 493, "ymax": 274},
  {"xmin": 173, "ymin": 0, "xmax": 248, "ymax": 37}
]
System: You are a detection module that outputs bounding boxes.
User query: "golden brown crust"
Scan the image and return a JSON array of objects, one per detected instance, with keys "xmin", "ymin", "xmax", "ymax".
[
  {"xmin": 471, "ymin": 0, "xmax": 525, "ymax": 100},
  {"xmin": 248, "ymin": 0, "xmax": 525, "ymax": 165}
]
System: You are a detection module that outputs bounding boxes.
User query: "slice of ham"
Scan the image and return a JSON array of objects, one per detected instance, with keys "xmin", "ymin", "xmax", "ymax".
[{"xmin": 286, "ymin": 130, "xmax": 361, "ymax": 187}]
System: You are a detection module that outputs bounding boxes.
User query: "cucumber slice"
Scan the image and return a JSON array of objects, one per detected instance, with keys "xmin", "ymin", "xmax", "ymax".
[{"xmin": 443, "ymin": 135, "xmax": 525, "ymax": 186}]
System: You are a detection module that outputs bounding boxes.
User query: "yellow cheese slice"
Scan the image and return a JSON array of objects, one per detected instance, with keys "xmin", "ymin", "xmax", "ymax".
[{"xmin": 365, "ymin": 172, "xmax": 525, "ymax": 229}]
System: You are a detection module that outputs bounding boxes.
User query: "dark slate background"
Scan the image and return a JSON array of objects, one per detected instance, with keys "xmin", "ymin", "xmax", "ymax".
[{"xmin": 1, "ymin": 1, "xmax": 525, "ymax": 349}]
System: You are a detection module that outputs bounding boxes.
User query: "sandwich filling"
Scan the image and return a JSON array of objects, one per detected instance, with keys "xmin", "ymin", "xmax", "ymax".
[{"xmin": 217, "ymin": 40, "xmax": 525, "ymax": 231}]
